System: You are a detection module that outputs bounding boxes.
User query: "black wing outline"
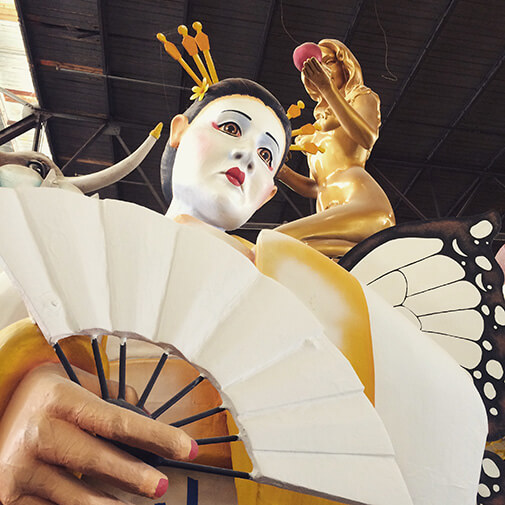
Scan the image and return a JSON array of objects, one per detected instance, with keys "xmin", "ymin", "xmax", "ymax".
[{"xmin": 340, "ymin": 212, "xmax": 505, "ymax": 440}]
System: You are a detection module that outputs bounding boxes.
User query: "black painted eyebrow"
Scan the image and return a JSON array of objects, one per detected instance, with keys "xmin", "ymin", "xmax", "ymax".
[
  {"xmin": 222, "ymin": 109, "xmax": 252, "ymax": 121},
  {"xmin": 266, "ymin": 132, "xmax": 279, "ymax": 150}
]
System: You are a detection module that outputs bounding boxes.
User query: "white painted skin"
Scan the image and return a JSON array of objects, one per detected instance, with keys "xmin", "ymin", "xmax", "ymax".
[{"xmin": 166, "ymin": 95, "xmax": 286, "ymax": 230}]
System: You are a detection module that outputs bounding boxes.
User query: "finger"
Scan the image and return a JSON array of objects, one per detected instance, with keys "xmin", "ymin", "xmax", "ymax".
[
  {"xmin": 26, "ymin": 463, "xmax": 126, "ymax": 505},
  {"xmin": 36, "ymin": 418, "xmax": 169, "ymax": 499},
  {"xmin": 75, "ymin": 368, "xmax": 139, "ymax": 405},
  {"xmin": 41, "ymin": 363, "xmax": 138, "ymax": 405},
  {"xmin": 13, "ymin": 496, "xmax": 57, "ymax": 505},
  {"xmin": 32, "ymin": 153, "xmax": 60, "ymax": 172},
  {"xmin": 49, "ymin": 377, "xmax": 196, "ymax": 461}
]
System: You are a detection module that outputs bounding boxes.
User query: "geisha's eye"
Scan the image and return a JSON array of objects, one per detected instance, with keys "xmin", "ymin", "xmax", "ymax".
[
  {"xmin": 258, "ymin": 147, "xmax": 272, "ymax": 167},
  {"xmin": 218, "ymin": 122, "xmax": 241, "ymax": 137}
]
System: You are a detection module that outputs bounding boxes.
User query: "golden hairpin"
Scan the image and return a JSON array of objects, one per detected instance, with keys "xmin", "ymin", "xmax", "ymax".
[
  {"xmin": 289, "ymin": 142, "xmax": 325, "ymax": 155},
  {"xmin": 291, "ymin": 123, "xmax": 321, "ymax": 136},
  {"xmin": 286, "ymin": 100, "xmax": 305, "ymax": 120},
  {"xmin": 193, "ymin": 22, "xmax": 219, "ymax": 84},
  {"xmin": 158, "ymin": 22, "xmax": 219, "ymax": 101}
]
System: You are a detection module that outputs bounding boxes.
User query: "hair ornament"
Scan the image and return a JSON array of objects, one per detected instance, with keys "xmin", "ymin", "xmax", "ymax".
[
  {"xmin": 286, "ymin": 100, "xmax": 305, "ymax": 120},
  {"xmin": 190, "ymin": 77, "xmax": 210, "ymax": 101},
  {"xmin": 291, "ymin": 123, "xmax": 321, "ymax": 136},
  {"xmin": 193, "ymin": 22, "xmax": 219, "ymax": 84},
  {"xmin": 158, "ymin": 22, "xmax": 219, "ymax": 101},
  {"xmin": 289, "ymin": 142, "xmax": 325, "ymax": 155}
]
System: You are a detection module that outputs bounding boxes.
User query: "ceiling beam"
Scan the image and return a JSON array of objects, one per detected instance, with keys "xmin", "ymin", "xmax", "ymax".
[
  {"xmin": 372, "ymin": 156, "xmax": 505, "ymax": 179},
  {"xmin": 428, "ymin": 168, "xmax": 441, "ymax": 218},
  {"xmin": 447, "ymin": 143, "xmax": 505, "ymax": 217},
  {"xmin": 379, "ymin": 0, "xmax": 459, "ymax": 207},
  {"xmin": 369, "ymin": 163, "xmax": 427, "ymax": 219},
  {"xmin": 31, "ymin": 114, "xmax": 43, "ymax": 151},
  {"xmin": 381, "ymin": 0, "xmax": 459, "ymax": 128},
  {"xmin": 97, "ymin": 0, "xmax": 112, "ymax": 120},
  {"xmin": 240, "ymin": 222, "xmax": 279, "ymax": 230},
  {"xmin": 13, "ymin": 0, "xmax": 57, "ymax": 158},
  {"xmin": 61, "ymin": 123, "xmax": 108, "ymax": 173},
  {"xmin": 253, "ymin": 0, "xmax": 277, "ymax": 81},
  {"xmin": 426, "ymin": 46, "xmax": 505, "ymax": 161},
  {"xmin": 177, "ymin": 0, "xmax": 192, "ymax": 118},
  {"xmin": 56, "ymin": 67, "xmax": 186, "ymax": 90},
  {"xmin": 115, "ymin": 134, "xmax": 167, "ymax": 213},
  {"xmin": 0, "ymin": 113, "xmax": 39, "ymax": 146},
  {"xmin": 494, "ymin": 176, "xmax": 505, "ymax": 194},
  {"xmin": 277, "ymin": 184, "xmax": 304, "ymax": 218},
  {"xmin": 344, "ymin": 0, "xmax": 367, "ymax": 45}
]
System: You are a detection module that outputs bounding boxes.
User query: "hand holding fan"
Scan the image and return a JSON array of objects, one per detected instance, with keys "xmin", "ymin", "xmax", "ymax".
[{"xmin": 0, "ymin": 187, "xmax": 412, "ymax": 505}]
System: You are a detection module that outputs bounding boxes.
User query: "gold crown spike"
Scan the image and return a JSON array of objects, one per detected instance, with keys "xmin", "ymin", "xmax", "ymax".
[
  {"xmin": 178, "ymin": 25, "xmax": 212, "ymax": 85},
  {"xmin": 291, "ymin": 123, "xmax": 321, "ymax": 136},
  {"xmin": 289, "ymin": 142, "xmax": 325, "ymax": 155},
  {"xmin": 193, "ymin": 21, "xmax": 219, "ymax": 84},
  {"xmin": 286, "ymin": 100, "xmax": 305, "ymax": 120},
  {"xmin": 157, "ymin": 32, "xmax": 202, "ymax": 86}
]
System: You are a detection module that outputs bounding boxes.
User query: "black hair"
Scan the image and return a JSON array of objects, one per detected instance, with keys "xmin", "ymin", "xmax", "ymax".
[{"xmin": 160, "ymin": 78, "xmax": 291, "ymax": 203}]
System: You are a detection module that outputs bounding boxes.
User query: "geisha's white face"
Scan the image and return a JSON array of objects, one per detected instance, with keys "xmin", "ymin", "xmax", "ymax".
[{"xmin": 168, "ymin": 95, "xmax": 286, "ymax": 230}]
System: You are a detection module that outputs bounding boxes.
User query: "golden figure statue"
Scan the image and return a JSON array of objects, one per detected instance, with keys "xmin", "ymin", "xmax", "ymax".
[{"xmin": 276, "ymin": 39, "xmax": 395, "ymax": 257}]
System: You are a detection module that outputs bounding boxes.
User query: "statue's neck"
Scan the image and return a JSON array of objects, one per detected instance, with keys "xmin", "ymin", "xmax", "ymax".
[{"xmin": 165, "ymin": 198, "xmax": 225, "ymax": 231}]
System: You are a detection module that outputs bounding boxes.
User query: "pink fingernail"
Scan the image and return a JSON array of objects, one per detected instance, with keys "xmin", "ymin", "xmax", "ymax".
[
  {"xmin": 155, "ymin": 478, "xmax": 169, "ymax": 497},
  {"xmin": 189, "ymin": 440, "xmax": 199, "ymax": 460}
]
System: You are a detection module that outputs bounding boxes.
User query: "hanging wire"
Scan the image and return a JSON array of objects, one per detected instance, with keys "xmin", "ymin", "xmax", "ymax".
[
  {"xmin": 373, "ymin": 0, "xmax": 398, "ymax": 82},
  {"xmin": 280, "ymin": 0, "xmax": 300, "ymax": 46}
]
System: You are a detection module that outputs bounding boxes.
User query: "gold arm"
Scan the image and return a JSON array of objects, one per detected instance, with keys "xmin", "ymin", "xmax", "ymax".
[{"xmin": 277, "ymin": 164, "xmax": 318, "ymax": 199}]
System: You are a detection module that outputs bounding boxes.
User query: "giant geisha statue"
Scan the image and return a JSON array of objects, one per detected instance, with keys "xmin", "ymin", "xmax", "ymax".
[{"xmin": 0, "ymin": 24, "xmax": 502, "ymax": 505}]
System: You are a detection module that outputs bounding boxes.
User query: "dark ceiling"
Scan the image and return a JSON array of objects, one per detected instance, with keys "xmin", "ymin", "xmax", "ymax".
[{"xmin": 8, "ymin": 0, "xmax": 505, "ymax": 244}]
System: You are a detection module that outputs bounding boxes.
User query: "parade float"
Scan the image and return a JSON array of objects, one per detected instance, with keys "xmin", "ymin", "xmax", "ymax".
[{"xmin": 0, "ymin": 22, "xmax": 502, "ymax": 505}]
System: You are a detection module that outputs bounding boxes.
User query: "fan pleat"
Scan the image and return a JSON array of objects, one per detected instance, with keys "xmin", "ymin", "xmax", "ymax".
[
  {"xmin": 254, "ymin": 452, "xmax": 412, "ymax": 505},
  {"xmin": 156, "ymin": 224, "xmax": 259, "ymax": 358},
  {"xmin": 239, "ymin": 393, "xmax": 394, "ymax": 455},
  {"xmin": 193, "ymin": 275, "xmax": 324, "ymax": 388},
  {"xmin": 223, "ymin": 338, "xmax": 363, "ymax": 413},
  {"xmin": 102, "ymin": 199, "xmax": 179, "ymax": 341}
]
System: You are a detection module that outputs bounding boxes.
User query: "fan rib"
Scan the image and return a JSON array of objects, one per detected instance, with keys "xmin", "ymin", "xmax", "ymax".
[
  {"xmin": 91, "ymin": 337, "xmax": 109, "ymax": 400},
  {"xmin": 152, "ymin": 375, "xmax": 205, "ymax": 419},
  {"xmin": 53, "ymin": 343, "xmax": 81, "ymax": 385},
  {"xmin": 195, "ymin": 435, "xmax": 239, "ymax": 446},
  {"xmin": 157, "ymin": 458, "xmax": 251, "ymax": 480},
  {"xmin": 136, "ymin": 352, "xmax": 168, "ymax": 409},
  {"xmin": 171, "ymin": 406, "xmax": 226, "ymax": 428},
  {"xmin": 118, "ymin": 339, "xmax": 126, "ymax": 400}
]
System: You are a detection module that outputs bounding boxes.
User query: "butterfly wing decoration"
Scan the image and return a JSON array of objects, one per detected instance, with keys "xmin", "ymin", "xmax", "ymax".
[
  {"xmin": 0, "ymin": 188, "xmax": 413, "ymax": 505},
  {"xmin": 339, "ymin": 212, "xmax": 505, "ymax": 441},
  {"xmin": 478, "ymin": 450, "xmax": 505, "ymax": 505}
]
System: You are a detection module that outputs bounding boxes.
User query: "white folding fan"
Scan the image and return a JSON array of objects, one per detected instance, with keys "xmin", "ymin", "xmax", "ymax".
[{"xmin": 0, "ymin": 187, "xmax": 413, "ymax": 505}]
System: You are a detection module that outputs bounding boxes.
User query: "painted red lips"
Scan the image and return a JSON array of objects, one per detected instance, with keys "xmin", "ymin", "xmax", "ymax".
[{"xmin": 225, "ymin": 167, "xmax": 245, "ymax": 186}]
